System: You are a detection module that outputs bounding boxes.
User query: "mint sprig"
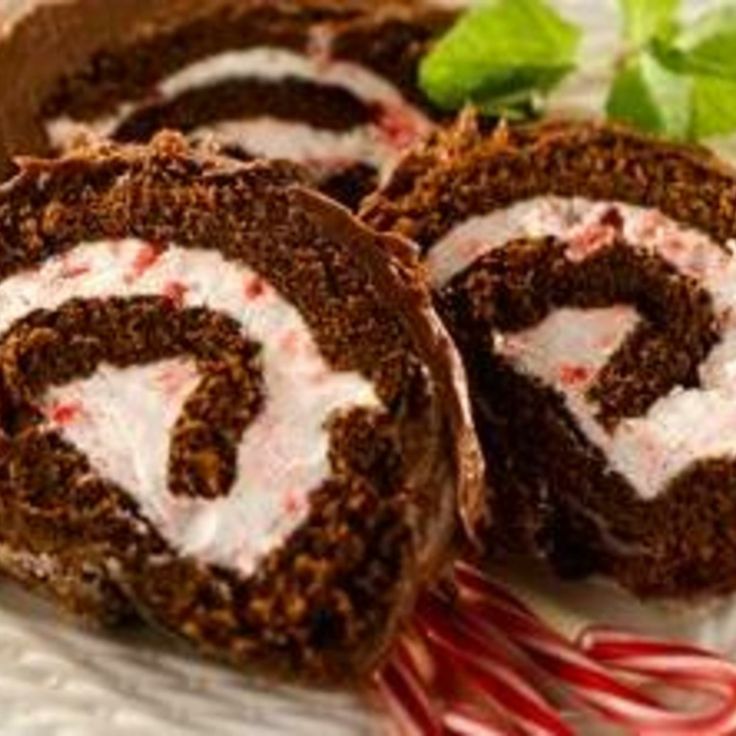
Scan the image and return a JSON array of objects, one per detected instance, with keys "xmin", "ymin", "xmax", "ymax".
[
  {"xmin": 419, "ymin": 0, "xmax": 736, "ymax": 144},
  {"xmin": 691, "ymin": 74, "xmax": 736, "ymax": 139},
  {"xmin": 673, "ymin": 5, "xmax": 736, "ymax": 78},
  {"xmin": 620, "ymin": 0, "xmax": 679, "ymax": 46},
  {"xmin": 608, "ymin": 1, "xmax": 736, "ymax": 141},
  {"xmin": 419, "ymin": 0, "xmax": 581, "ymax": 117},
  {"xmin": 606, "ymin": 51, "xmax": 691, "ymax": 140}
]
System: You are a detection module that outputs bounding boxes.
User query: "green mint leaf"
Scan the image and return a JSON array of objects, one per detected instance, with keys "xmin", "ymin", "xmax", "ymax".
[
  {"xmin": 619, "ymin": 0, "xmax": 679, "ymax": 46},
  {"xmin": 467, "ymin": 88, "xmax": 543, "ymax": 119},
  {"xmin": 691, "ymin": 74, "xmax": 736, "ymax": 138},
  {"xmin": 672, "ymin": 5, "xmax": 736, "ymax": 78},
  {"xmin": 647, "ymin": 35, "xmax": 689, "ymax": 74},
  {"xmin": 606, "ymin": 50, "xmax": 691, "ymax": 139},
  {"xmin": 419, "ymin": 0, "xmax": 581, "ymax": 113},
  {"xmin": 635, "ymin": 33, "xmax": 736, "ymax": 141}
]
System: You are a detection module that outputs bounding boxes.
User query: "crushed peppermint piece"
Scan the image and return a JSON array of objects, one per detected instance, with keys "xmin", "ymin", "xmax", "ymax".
[
  {"xmin": 375, "ymin": 102, "xmax": 428, "ymax": 151},
  {"xmin": 283, "ymin": 491, "xmax": 302, "ymax": 516},
  {"xmin": 48, "ymin": 400, "xmax": 84, "ymax": 426},
  {"xmin": 280, "ymin": 329, "xmax": 301, "ymax": 356},
  {"xmin": 163, "ymin": 280, "xmax": 189, "ymax": 308},
  {"xmin": 558, "ymin": 364, "xmax": 592, "ymax": 386},
  {"xmin": 60, "ymin": 260, "xmax": 91, "ymax": 279},
  {"xmin": 244, "ymin": 276, "xmax": 267, "ymax": 301},
  {"xmin": 127, "ymin": 242, "xmax": 162, "ymax": 282},
  {"xmin": 566, "ymin": 222, "xmax": 617, "ymax": 261}
]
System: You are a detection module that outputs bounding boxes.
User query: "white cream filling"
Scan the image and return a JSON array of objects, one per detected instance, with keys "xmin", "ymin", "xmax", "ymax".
[
  {"xmin": 429, "ymin": 196, "xmax": 736, "ymax": 500},
  {"xmin": 2, "ymin": 239, "xmax": 380, "ymax": 576},
  {"xmin": 186, "ymin": 119, "xmax": 396, "ymax": 173},
  {"xmin": 46, "ymin": 47, "xmax": 431, "ymax": 178}
]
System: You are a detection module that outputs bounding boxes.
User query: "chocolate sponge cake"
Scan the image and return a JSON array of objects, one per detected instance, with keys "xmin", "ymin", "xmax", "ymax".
[
  {"xmin": 363, "ymin": 114, "xmax": 736, "ymax": 601},
  {"xmin": 0, "ymin": 0, "xmax": 453, "ymax": 208},
  {"xmin": 0, "ymin": 133, "xmax": 482, "ymax": 684}
]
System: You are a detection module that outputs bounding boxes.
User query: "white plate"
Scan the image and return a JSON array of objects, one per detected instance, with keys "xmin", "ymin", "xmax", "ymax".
[
  {"xmin": 0, "ymin": 1, "xmax": 734, "ymax": 734},
  {"xmin": 0, "ymin": 584, "xmax": 381, "ymax": 736}
]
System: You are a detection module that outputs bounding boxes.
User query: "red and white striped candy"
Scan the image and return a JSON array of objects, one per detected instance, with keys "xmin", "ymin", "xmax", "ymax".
[{"xmin": 376, "ymin": 561, "xmax": 736, "ymax": 736}]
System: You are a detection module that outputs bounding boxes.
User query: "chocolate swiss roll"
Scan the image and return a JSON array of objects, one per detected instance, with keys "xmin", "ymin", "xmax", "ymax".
[
  {"xmin": 0, "ymin": 133, "xmax": 482, "ymax": 683},
  {"xmin": 0, "ymin": 0, "xmax": 453, "ymax": 208},
  {"xmin": 363, "ymin": 114, "xmax": 736, "ymax": 601}
]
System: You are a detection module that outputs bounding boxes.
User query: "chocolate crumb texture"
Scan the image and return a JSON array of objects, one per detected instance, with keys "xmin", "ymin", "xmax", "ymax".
[
  {"xmin": 0, "ymin": 0, "xmax": 455, "ymax": 208},
  {"xmin": 363, "ymin": 113, "xmax": 736, "ymax": 602},
  {"xmin": 0, "ymin": 133, "xmax": 482, "ymax": 685}
]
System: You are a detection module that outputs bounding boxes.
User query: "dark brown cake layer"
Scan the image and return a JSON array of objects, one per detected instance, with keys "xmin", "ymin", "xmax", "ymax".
[
  {"xmin": 112, "ymin": 78, "xmax": 376, "ymax": 142},
  {"xmin": 363, "ymin": 115, "xmax": 736, "ymax": 600},
  {"xmin": 0, "ymin": 0, "xmax": 454, "ymax": 208},
  {"xmin": 2, "ymin": 297, "xmax": 264, "ymax": 500},
  {"xmin": 362, "ymin": 113, "xmax": 736, "ymax": 247},
  {"xmin": 442, "ymin": 237, "xmax": 718, "ymax": 429},
  {"xmin": 0, "ymin": 134, "xmax": 483, "ymax": 684}
]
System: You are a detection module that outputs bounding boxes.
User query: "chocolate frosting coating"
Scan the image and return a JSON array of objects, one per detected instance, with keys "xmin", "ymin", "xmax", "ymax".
[
  {"xmin": 363, "ymin": 112, "xmax": 736, "ymax": 601},
  {"xmin": 0, "ymin": 0, "xmax": 454, "ymax": 181},
  {"xmin": 0, "ymin": 132, "xmax": 484, "ymax": 683}
]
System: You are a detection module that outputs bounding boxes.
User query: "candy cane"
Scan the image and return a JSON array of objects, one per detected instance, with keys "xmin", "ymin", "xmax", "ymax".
[
  {"xmin": 456, "ymin": 562, "xmax": 736, "ymax": 735},
  {"xmin": 376, "ymin": 587, "xmax": 575, "ymax": 736},
  {"xmin": 581, "ymin": 628, "xmax": 736, "ymax": 731},
  {"xmin": 444, "ymin": 703, "xmax": 520, "ymax": 736},
  {"xmin": 377, "ymin": 561, "xmax": 736, "ymax": 735},
  {"xmin": 418, "ymin": 592, "xmax": 574, "ymax": 736},
  {"xmin": 375, "ymin": 637, "xmax": 443, "ymax": 736}
]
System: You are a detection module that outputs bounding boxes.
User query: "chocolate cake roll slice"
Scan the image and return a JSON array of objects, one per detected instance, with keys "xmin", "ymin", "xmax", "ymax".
[
  {"xmin": 0, "ymin": 133, "xmax": 482, "ymax": 684},
  {"xmin": 363, "ymin": 114, "xmax": 736, "ymax": 601},
  {"xmin": 0, "ymin": 0, "xmax": 453, "ymax": 208}
]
